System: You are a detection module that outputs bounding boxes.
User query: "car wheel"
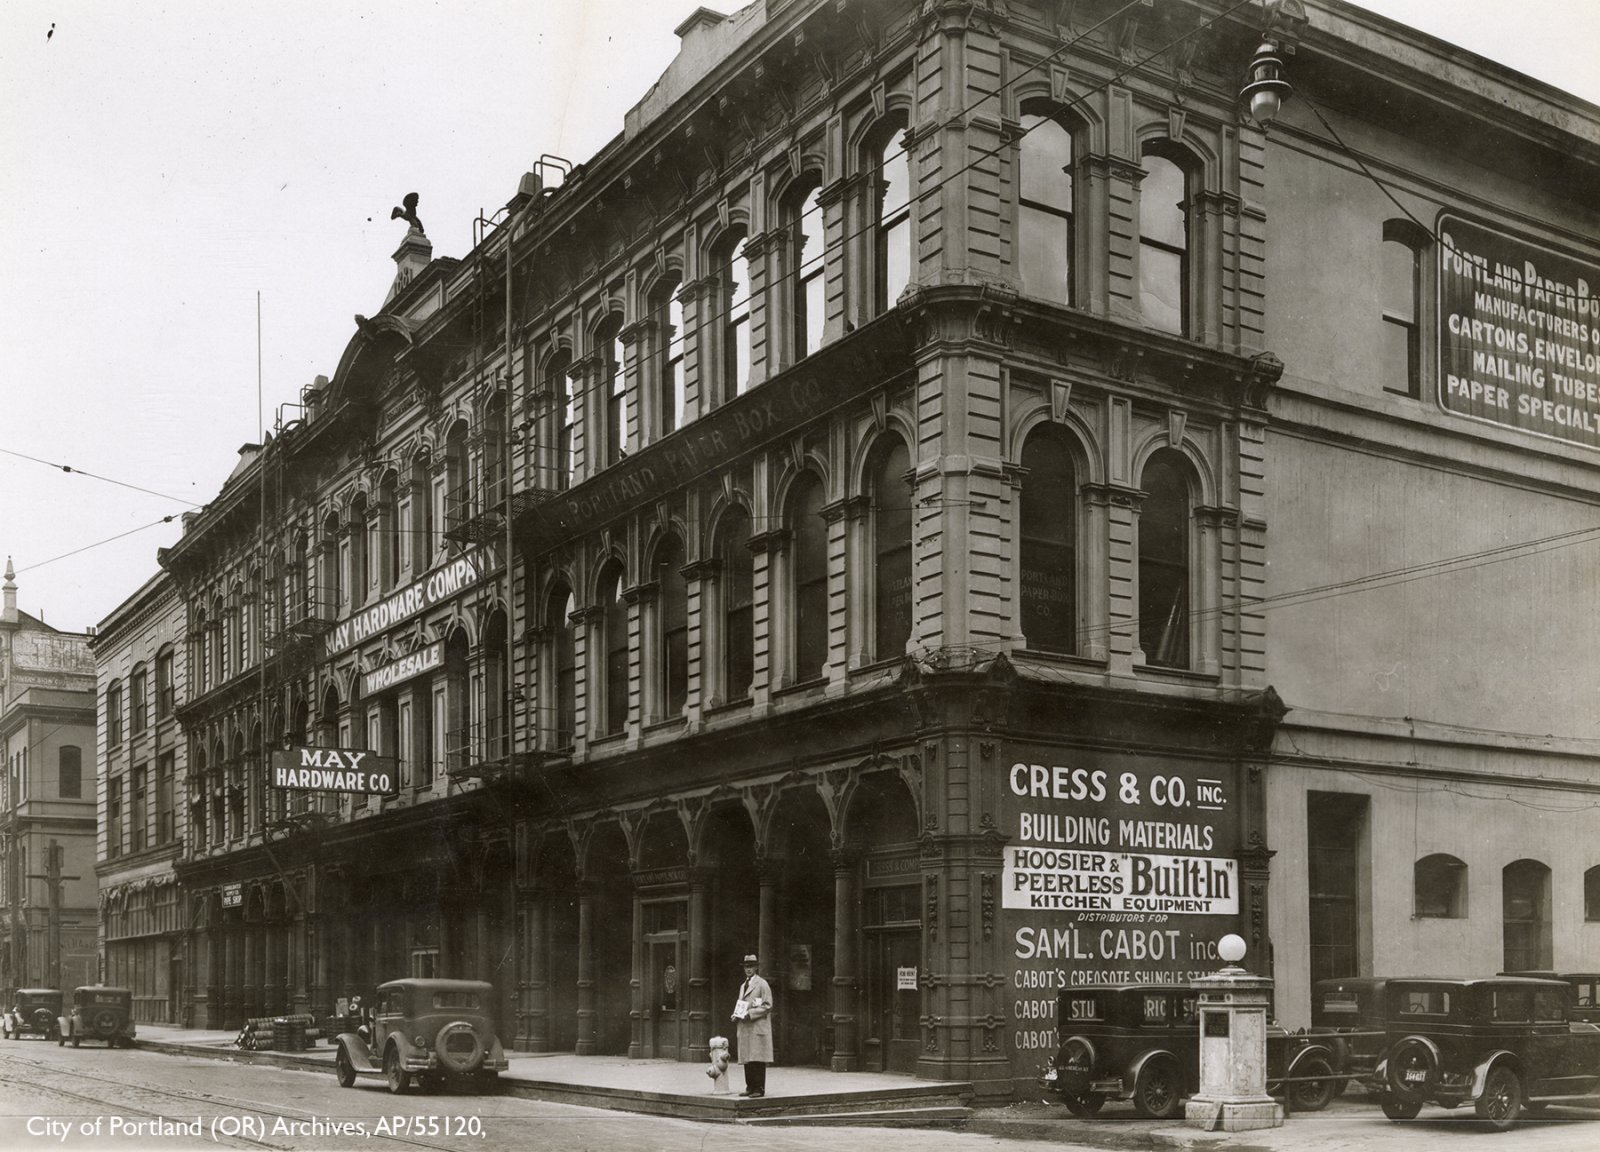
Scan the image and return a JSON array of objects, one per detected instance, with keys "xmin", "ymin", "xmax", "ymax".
[
  {"xmin": 335, "ymin": 1048, "xmax": 357, "ymax": 1089},
  {"xmin": 384, "ymin": 1048, "xmax": 411, "ymax": 1095},
  {"xmin": 1381, "ymin": 1095, "xmax": 1423, "ymax": 1121},
  {"xmin": 1289, "ymin": 1055, "xmax": 1336, "ymax": 1113},
  {"xmin": 1061, "ymin": 1092, "xmax": 1105, "ymax": 1118},
  {"xmin": 1475, "ymin": 1064, "xmax": 1522, "ymax": 1132},
  {"xmin": 1132, "ymin": 1057, "xmax": 1184, "ymax": 1121},
  {"xmin": 1385, "ymin": 1035, "xmax": 1440, "ymax": 1100}
]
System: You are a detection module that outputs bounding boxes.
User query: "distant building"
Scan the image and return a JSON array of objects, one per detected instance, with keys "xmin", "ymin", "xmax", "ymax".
[
  {"xmin": 91, "ymin": 570, "xmax": 187, "ymax": 1023},
  {"xmin": 115, "ymin": 0, "xmax": 1600, "ymax": 1097},
  {"xmin": 0, "ymin": 559, "xmax": 98, "ymax": 997}
]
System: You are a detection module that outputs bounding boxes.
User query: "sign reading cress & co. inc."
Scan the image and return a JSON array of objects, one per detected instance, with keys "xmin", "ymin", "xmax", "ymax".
[{"xmin": 269, "ymin": 747, "xmax": 399, "ymax": 796}]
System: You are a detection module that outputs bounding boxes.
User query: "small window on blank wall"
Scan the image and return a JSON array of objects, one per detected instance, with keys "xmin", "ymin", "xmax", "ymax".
[
  {"xmin": 1586, "ymin": 866, "xmax": 1600, "ymax": 921},
  {"xmin": 1414, "ymin": 853, "xmax": 1467, "ymax": 918},
  {"xmin": 1381, "ymin": 219, "xmax": 1426, "ymax": 397}
]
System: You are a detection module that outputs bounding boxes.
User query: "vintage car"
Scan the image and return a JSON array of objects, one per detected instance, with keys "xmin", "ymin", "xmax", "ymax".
[
  {"xmin": 3, "ymin": 988, "xmax": 63, "ymax": 1041},
  {"xmin": 1501, "ymin": 971, "xmax": 1600, "ymax": 1025},
  {"xmin": 1373, "ymin": 976, "xmax": 1600, "ymax": 1130},
  {"xmin": 1039, "ymin": 984, "xmax": 1339, "ymax": 1119},
  {"xmin": 1309, "ymin": 977, "xmax": 1390, "ymax": 1093},
  {"xmin": 333, "ymin": 978, "xmax": 508, "ymax": 1094},
  {"xmin": 59, "ymin": 986, "xmax": 136, "ymax": 1048}
]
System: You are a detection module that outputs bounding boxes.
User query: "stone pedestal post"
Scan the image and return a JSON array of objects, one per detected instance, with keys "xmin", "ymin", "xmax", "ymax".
[{"xmin": 1185, "ymin": 938, "xmax": 1283, "ymax": 1132}]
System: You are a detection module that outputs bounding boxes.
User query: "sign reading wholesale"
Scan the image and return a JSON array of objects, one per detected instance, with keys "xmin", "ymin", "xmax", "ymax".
[
  {"xmin": 1002, "ymin": 750, "xmax": 1241, "ymax": 1078},
  {"xmin": 1439, "ymin": 214, "xmax": 1600, "ymax": 448},
  {"xmin": 325, "ymin": 553, "xmax": 487, "ymax": 657},
  {"xmin": 362, "ymin": 642, "xmax": 443, "ymax": 696},
  {"xmin": 270, "ymin": 747, "xmax": 399, "ymax": 795}
]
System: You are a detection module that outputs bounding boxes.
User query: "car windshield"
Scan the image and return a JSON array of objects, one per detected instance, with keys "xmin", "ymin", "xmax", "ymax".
[{"xmin": 432, "ymin": 991, "xmax": 479, "ymax": 1010}]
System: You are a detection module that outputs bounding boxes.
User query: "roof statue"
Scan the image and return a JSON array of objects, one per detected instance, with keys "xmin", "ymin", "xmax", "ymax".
[{"xmin": 390, "ymin": 192, "xmax": 424, "ymax": 236}]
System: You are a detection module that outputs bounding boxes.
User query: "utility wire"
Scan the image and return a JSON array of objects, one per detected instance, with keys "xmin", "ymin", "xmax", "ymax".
[
  {"xmin": 13, "ymin": 516, "xmax": 179, "ymax": 577},
  {"xmin": 0, "ymin": 446, "xmax": 205, "ymax": 510}
]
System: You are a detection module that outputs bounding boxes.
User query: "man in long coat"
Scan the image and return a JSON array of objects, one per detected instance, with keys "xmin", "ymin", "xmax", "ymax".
[{"xmin": 733, "ymin": 952, "xmax": 773, "ymax": 1097}]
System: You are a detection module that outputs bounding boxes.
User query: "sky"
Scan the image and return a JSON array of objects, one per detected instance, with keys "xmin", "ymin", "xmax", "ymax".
[{"xmin": 1, "ymin": 0, "xmax": 1596, "ymax": 634}]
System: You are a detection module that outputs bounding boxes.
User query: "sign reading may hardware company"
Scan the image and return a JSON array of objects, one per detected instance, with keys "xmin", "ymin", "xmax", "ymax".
[
  {"xmin": 270, "ymin": 747, "xmax": 399, "ymax": 795},
  {"xmin": 325, "ymin": 553, "xmax": 487, "ymax": 657}
]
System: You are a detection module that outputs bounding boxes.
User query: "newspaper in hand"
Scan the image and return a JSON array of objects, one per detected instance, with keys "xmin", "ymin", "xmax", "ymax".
[{"xmin": 733, "ymin": 999, "xmax": 751, "ymax": 1020}]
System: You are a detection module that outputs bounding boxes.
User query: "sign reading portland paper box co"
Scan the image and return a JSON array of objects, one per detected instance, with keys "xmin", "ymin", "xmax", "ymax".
[
  {"xmin": 325, "ymin": 553, "xmax": 486, "ymax": 657},
  {"xmin": 1439, "ymin": 214, "xmax": 1600, "ymax": 448},
  {"xmin": 1002, "ymin": 752, "xmax": 1242, "ymax": 1076}
]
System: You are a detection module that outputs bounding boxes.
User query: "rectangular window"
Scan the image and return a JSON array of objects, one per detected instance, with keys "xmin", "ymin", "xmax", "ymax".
[
  {"xmin": 397, "ymin": 696, "xmax": 414, "ymax": 789},
  {"xmin": 131, "ymin": 765, "xmax": 148, "ymax": 852},
  {"xmin": 156, "ymin": 652, "xmax": 175, "ymax": 718},
  {"xmin": 426, "ymin": 685, "xmax": 445, "ymax": 791},
  {"xmin": 59, "ymin": 746, "xmax": 82, "ymax": 799},
  {"xmin": 107, "ymin": 683, "xmax": 124, "ymax": 747},
  {"xmin": 131, "ymin": 670, "xmax": 148, "ymax": 735},
  {"xmin": 156, "ymin": 752, "xmax": 174, "ymax": 844},
  {"xmin": 107, "ymin": 776, "xmax": 124, "ymax": 859},
  {"xmin": 1308, "ymin": 791, "xmax": 1368, "ymax": 984},
  {"xmin": 1381, "ymin": 234, "xmax": 1421, "ymax": 397}
]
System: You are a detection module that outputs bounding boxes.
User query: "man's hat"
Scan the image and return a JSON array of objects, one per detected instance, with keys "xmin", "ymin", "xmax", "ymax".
[{"xmin": 743, "ymin": 953, "xmax": 759, "ymax": 963}]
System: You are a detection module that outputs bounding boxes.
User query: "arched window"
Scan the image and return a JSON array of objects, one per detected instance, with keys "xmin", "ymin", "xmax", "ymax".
[
  {"xmin": 155, "ymin": 648, "xmax": 175, "ymax": 719},
  {"xmin": 873, "ymin": 131, "xmax": 911, "ymax": 314},
  {"xmin": 1138, "ymin": 449, "xmax": 1191, "ymax": 669},
  {"xmin": 190, "ymin": 745, "xmax": 207, "ymax": 847},
  {"xmin": 600, "ymin": 563, "xmax": 629, "ymax": 736},
  {"xmin": 791, "ymin": 474, "xmax": 828, "ymax": 682},
  {"xmin": 443, "ymin": 629, "xmax": 469, "ymax": 777},
  {"xmin": 1587, "ymin": 866, "xmax": 1600, "ymax": 922},
  {"xmin": 107, "ymin": 679, "xmax": 124, "ymax": 746},
  {"xmin": 289, "ymin": 531, "xmax": 309, "ymax": 622},
  {"xmin": 544, "ymin": 350, "xmax": 574, "ymax": 490},
  {"xmin": 655, "ymin": 536, "xmax": 688, "ymax": 720},
  {"xmin": 484, "ymin": 608, "xmax": 509, "ymax": 758},
  {"xmin": 548, "ymin": 582, "xmax": 576, "ymax": 748},
  {"xmin": 409, "ymin": 454, "xmax": 434, "ymax": 570},
  {"xmin": 320, "ymin": 513, "xmax": 342, "ymax": 617},
  {"xmin": 1139, "ymin": 150, "xmax": 1189, "ymax": 335},
  {"xmin": 718, "ymin": 232, "xmax": 751, "ymax": 402},
  {"xmin": 791, "ymin": 183, "xmax": 825, "ymax": 359},
  {"xmin": 209, "ymin": 596, "xmax": 226, "ymax": 684},
  {"xmin": 131, "ymin": 665, "xmax": 149, "ymax": 736},
  {"xmin": 1020, "ymin": 429, "xmax": 1077, "ymax": 654},
  {"xmin": 379, "ymin": 471, "xmax": 400, "ymax": 589},
  {"xmin": 1019, "ymin": 113, "xmax": 1074, "ymax": 304},
  {"xmin": 444, "ymin": 421, "xmax": 470, "ymax": 544},
  {"xmin": 1414, "ymin": 853, "xmax": 1468, "ymax": 918},
  {"xmin": 721, "ymin": 508, "xmax": 754, "ymax": 701},
  {"xmin": 484, "ymin": 391, "xmax": 508, "ymax": 508},
  {"xmin": 1503, "ymin": 859, "xmax": 1552, "ymax": 971},
  {"xmin": 870, "ymin": 438, "xmax": 913, "ymax": 660},
  {"xmin": 598, "ymin": 315, "xmax": 625, "ymax": 467},
  {"xmin": 656, "ymin": 281, "xmax": 686, "ymax": 436},
  {"xmin": 1381, "ymin": 220, "xmax": 1425, "ymax": 397}
]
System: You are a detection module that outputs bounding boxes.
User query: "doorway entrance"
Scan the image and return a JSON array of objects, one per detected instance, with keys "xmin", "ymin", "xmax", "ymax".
[
  {"xmin": 643, "ymin": 900, "xmax": 687, "ymax": 1058},
  {"xmin": 865, "ymin": 927, "xmax": 921, "ymax": 1072}
]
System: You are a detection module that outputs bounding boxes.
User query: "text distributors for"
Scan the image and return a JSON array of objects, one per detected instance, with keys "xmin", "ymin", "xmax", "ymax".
[
  {"xmin": 1438, "ymin": 214, "xmax": 1600, "ymax": 447},
  {"xmin": 1001, "ymin": 754, "xmax": 1241, "ymax": 1074}
]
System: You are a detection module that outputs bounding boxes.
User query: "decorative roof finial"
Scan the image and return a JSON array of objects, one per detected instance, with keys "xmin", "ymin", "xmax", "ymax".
[{"xmin": 390, "ymin": 192, "xmax": 424, "ymax": 236}]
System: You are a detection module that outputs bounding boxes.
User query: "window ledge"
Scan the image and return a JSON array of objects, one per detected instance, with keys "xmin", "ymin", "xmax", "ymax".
[
  {"xmin": 848, "ymin": 657, "xmax": 903, "ymax": 678},
  {"xmin": 704, "ymin": 698, "xmax": 753, "ymax": 718},
  {"xmin": 590, "ymin": 732, "xmax": 628, "ymax": 749},
  {"xmin": 1133, "ymin": 663, "xmax": 1220, "ymax": 684},
  {"xmin": 1016, "ymin": 648, "xmax": 1107, "ymax": 671},
  {"xmin": 774, "ymin": 677, "xmax": 827, "ymax": 700},
  {"xmin": 644, "ymin": 716, "xmax": 688, "ymax": 736}
]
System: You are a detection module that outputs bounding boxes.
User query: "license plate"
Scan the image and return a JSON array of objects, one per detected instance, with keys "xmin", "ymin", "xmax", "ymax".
[{"xmin": 1404, "ymin": 1069, "xmax": 1426, "ymax": 1083}]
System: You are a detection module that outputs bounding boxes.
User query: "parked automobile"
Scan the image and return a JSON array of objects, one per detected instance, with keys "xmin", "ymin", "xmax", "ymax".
[
  {"xmin": 1501, "ymin": 971, "xmax": 1600, "ymax": 1025},
  {"xmin": 333, "ymin": 978, "xmax": 508, "ymax": 1094},
  {"xmin": 1309, "ymin": 977, "xmax": 1390, "ymax": 1094},
  {"xmin": 1038, "ymin": 984, "xmax": 1338, "ymax": 1119},
  {"xmin": 1373, "ymin": 976, "xmax": 1600, "ymax": 1130},
  {"xmin": 59, "ymin": 986, "xmax": 136, "ymax": 1048},
  {"xmin": 3, "ymin": 989, "xmax": 63, "ymax": 1041}
]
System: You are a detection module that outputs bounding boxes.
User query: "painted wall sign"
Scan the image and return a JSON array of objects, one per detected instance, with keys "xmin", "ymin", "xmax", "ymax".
[
  {"xmin": 361, "ymin": 642, "xmax": 444, "ymax": 695},
  {"xmin": 269, "ymin": 747, "xmax": 399, "ymax": 795},
  {"xmin": 1001, "ymin": 749, "xmax": 1242, "ymax": 1079},
  {"xmin": 324, "ymin": 553, "xmax": 487, "ymax": 657},
  {"xmin": 1438, "ymin": 214, "xmax": 1600, "ymax": 448}
]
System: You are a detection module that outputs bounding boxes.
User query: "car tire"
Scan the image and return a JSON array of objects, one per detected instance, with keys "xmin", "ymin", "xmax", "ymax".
[
  {"xmin": 384, "ymin": 1048, "xmax": 412, "ymax": 1095},
  {"xmin": 1132, "ymin": 1056, "xmax": 1184, "ymax": 1121},
  {"xmin": 1062, "ymin": 1092, "xmax": 1105, "ymax": 1118},
  {"xmin": 1289, "ymin": 1055, "xmax": 1337, "ymax": 1113},
  {"xmin": 1475, "ymin": 1064, "xmax": 1523, "ymax": 1132},
  {"xmin": 1381, "ymin": 1095, "xmax": 1423, "ymax": 1121},
  {"xmin": 1385, "ymin": 1035, "xmax": 1440, "ymax": 1099},
  {"xmin": 335, "ymin": 1048, "xmax": 357, "ymax": 1089},
  {"xmin": 434, "ymin": 1021, "xmax": 485, "ymax": 1074}
]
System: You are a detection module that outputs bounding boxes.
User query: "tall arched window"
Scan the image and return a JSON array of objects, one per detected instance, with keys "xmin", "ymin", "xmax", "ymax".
[
  {"xmin": 409, "ymin": 454, "xmax": 433, "ymax": 572},
  {"xmin": 791, "ymin": 183, "xmax": 825, "ymax": 359},
  {"xmin": 546, "ymin": 350, "xmax": 575, "ymax": 489},
  {"xmin": 1381, "ymin": 220, "xmax": 1425, "ymax": 397},
  {"xmin": 484, "ymin": 608, "xmax": 509, "ymax": 757},
  {"xmin": 349, "ymin": 493, "xmax": 369, "ymax": 607},
  {"xmin": 720, "ymin": 233, "xmax": 751, "ymax": 402},
  {"xmin": 1503, "ymin": 859, "xmax": 1552, "ymax": 971},
  {"xmin": 1139, "ymin": 449, "xmax": 1191, "ymax": 669},
  {"xmin": 1020, "ymin": 429, "xmax": 1077, "ymax": 654},
  {"xmin": 870, "ymin": 439, "xmax": 913, "ymax": 660},
  {"xmin": 320, "ymin": 513, "xmax": 342, "ymax": 616},
  {"xmin": 548, "ymin": 582, "xmax": 576, "ymax": 748},
  {"xmin": 107, "ymin": 680, "xmax": 124, "ymax": 746},
  {"xmin": 378, "ymin": 471, "xmax": 400, "ymax": 589},
  {"xmin": 443, "ymin": 628, "xmax": 469, "ymax": 776},
  {"xmin": 598, "ymin": 316, "xmax": 625, "ymax": 467},
  {"xmin": 1019, "ymin": 113, "xmax": 1074, "ymax": 304},
  {"xmin": 131, "ymin": 665, "xmax": 149, "ymax": 736},
  {"xmin": 721, "ymin": 508, "xmax": 754, "ymax": 701},
  {"xmin": 289, "ymin": 531, "xmax": 309, "ymax": 621},
  {"xmin": 656, "ymin": 281, "xmax": 685, "ymax": 436},
  {"xmin": 444, "ymin": 421, "xmax": 469, "ymax": 542},
  {"xmin": 1139, "ymin": 150, "xmax": 1189, "ymax": 335},
  {"xmin": 598, "ymin": 563, "xmax": 629, "ymax": 736},
  {"xmin": 873, "ymin": 132, "xmax": 911, "ymax": 314},
  {"xmin": 791, "ymin": 475, "xmax": 828, "ymax": 682},
  {"xmin": 655, "ymin": 536, "xmax": 689, "ymax": 719}
]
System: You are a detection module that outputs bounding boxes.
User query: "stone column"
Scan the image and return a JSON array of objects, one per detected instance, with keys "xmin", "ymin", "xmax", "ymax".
[
  {"xmin": 575, "ymin": 886, "xmax": 596, "ymax": 1055},
  {"xmin": 262, "ymin": 921, "xmax": 278, "ymax": 1015},
  {"xmin": 756, "ymin": 859, "xmax": 778, "ymax": 982},
  {"xmin": 830, "ymin": 849, "xmax": 859, "ymax": 1072},
  {"xmin": 223, "ymin": 925, "xmax": 241, "ymax": 1028},
  {"xmin": 523, "ymin": 893, "xmax": 550, "ymax": 1051},
  {"xmin": 687, "ymin": 867, "xmax": 711, "ymax": 1062},
  {"xmin": 628, "ymin": 885, "xmax": 644, "ymax": 1059}
]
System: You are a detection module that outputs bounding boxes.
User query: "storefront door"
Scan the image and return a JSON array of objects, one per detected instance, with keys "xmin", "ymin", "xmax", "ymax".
[
  {"xmin": 866, "ymin": 928, "xmax": 922, "ymax": 1073},
  {"xmin": 645, "ymin": 936, "xmax": 684, "ymax": 1058}
]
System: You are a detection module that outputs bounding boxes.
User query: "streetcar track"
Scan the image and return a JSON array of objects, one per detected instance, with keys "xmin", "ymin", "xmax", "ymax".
[{"xmin": 0, "ymin": 1051, "xmax": 486, "ymax": 1152}]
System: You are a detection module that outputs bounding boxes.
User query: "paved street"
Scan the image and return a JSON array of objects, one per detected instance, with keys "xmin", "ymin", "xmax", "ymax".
[{"xmin": 2, "ymin": 1041, "xmax": 1598, "ymax": 1152}]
